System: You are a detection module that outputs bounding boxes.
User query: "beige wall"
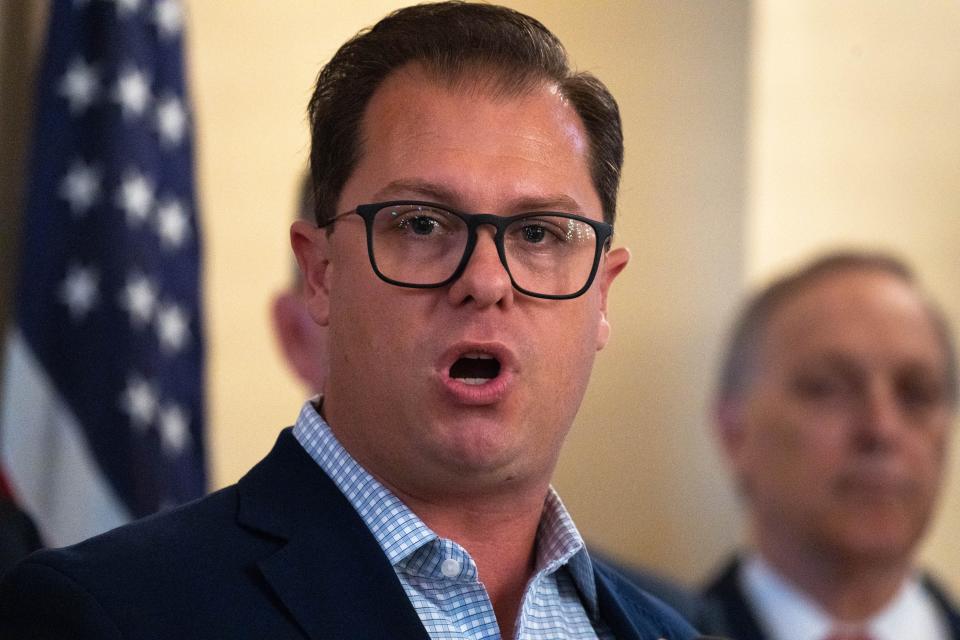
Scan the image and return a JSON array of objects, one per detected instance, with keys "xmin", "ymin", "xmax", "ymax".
[{"xmin": 748, "ymin": 0, "xmax": 960, "ymax": 593}]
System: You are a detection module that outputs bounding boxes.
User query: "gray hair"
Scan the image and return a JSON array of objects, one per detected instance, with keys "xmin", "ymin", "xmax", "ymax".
[{"xmin": 716, "ymin": 250, "xmax": 958, "ymax": 405}]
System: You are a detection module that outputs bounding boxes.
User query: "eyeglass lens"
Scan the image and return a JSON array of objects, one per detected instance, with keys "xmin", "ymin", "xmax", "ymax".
[{"xmin": 369, "ymin": 203, "xmax": 599, "ymax": 297}]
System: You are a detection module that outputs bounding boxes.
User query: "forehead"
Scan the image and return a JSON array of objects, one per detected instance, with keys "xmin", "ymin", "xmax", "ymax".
[
  {"xmin": 341, "ymin": 64, "xmax": 597, "ymax": 214},
  {"xmin": 760, "ymin": 269, "xmax": 946, "ymax": 371}
]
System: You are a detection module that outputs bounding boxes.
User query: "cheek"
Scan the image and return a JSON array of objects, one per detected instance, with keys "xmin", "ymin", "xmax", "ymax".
[
  {"xmin": 568, "ymin": 291, "xmax": 607, "ymax": 351},
  {"xmin": 327, "ymin": 281, "xmax": 387, "ymax": 369},
  {"xmin": 333, "ymin": 298, "xmax": 400, "ymax": 364},
  {"xmin": 905, "ymin": 427, "xmax": 949, "ymax": 486},
  {"xmin": 743, "ymin": 408, "xmax": 842, "ymax": 486},
  {"xmin": 552, "ymin": 306, "xmax": 602, "ymax": 376}
]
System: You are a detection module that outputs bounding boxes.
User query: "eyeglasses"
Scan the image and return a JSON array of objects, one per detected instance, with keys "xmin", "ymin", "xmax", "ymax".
[{"xmin": 320, "ymin": 201, "xmax": 614, "ymax": 300}]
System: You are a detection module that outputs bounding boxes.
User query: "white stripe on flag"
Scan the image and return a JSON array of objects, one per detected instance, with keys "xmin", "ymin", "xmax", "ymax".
[{"xmin": 0, "ymin": 328, "xmax": 130, "ymax": 548}]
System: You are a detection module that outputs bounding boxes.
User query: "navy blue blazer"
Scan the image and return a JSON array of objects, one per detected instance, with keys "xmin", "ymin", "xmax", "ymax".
[
  {"xmin": 701, "ymin": 557, "xmax": 960, "ymax": 640},
  {"xmin": 0, "ymin": 496, "xmax": 43, "ymax": 576},
  {"xmin": 0, "ymin": 428, "xmax": 699, "ymax": 639}
]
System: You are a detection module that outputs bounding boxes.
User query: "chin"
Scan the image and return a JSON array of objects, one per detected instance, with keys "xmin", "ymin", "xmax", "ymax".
[
  {"xmin": 442, "ymin": 436, "xmax": 541, "ymax": 487},
  {"xmin": 827, "ymin": 518, "xmax": 924, "ymax": 565},
  {"xmin": 446, "ymin": 435, "xmax": 517, "ymax": 472}
]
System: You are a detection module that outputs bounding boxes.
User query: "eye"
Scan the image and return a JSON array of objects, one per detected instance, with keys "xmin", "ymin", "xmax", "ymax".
[
  {"xmin": 384, "ymin": 206, "xmax": 455, "ymax": 238},
  {"xmin": 401, "ymin": 215, "xmax": 439, "ymax": 236},
  {"xmin": 896, "ymin": 372, "xmax": 945, "ymax": 411},
  {"xmin": 521, "ymin": 223, "xmax": 547, "ymax": 243},
  {"xmin": 513, "ymin": 217, "xmax": 573, "ymax": 245}
]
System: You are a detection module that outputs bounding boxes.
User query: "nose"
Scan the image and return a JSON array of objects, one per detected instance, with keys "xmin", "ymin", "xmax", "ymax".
[
  {"xmin": 854, "ymin": 380, "xmax": 903, "ymax": 450},
  {"xmin": 446, "ymin": 227, "xmax": 514, "ymax": 308}
]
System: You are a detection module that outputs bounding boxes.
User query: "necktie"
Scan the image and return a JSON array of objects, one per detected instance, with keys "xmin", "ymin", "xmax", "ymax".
[{"xmin": 823, "ymin": 631, "xmax": 873, "ymax": 640}]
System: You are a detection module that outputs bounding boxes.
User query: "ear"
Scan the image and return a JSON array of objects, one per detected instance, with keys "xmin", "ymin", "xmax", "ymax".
[
  {"xmin": 714, "ymin": 396, "xmax": 759, "ymax": 499},
  {"xmin": 595, "ymin": 246, "xmax": 630, "ymax": 351},
  {"xmin": 713, "ymin": 397, "xmax": 748, "ymax": 466},
  {"xmin": 290, "ymin": 219, "xmax": 331, "ymax": 326},
  {"xmin": 271, "ymin": 291, "xmax": 328, "ymax": 393}
]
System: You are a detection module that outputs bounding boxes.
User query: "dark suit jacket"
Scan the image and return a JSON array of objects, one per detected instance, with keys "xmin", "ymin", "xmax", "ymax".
[
  {"xmin": 0, "ymin": 428, "xmax": 698, "ymax": 639},
  {"xmin": 0, "ymin": 497, "xmax": 43, "ymax": 578},
  {"xmin": 591, "ymin": 550, "xmax": 728, "ymax": 632},
  {"xmin": 701, "ymin": 556, "xmax": 960, "ymax": 640}
]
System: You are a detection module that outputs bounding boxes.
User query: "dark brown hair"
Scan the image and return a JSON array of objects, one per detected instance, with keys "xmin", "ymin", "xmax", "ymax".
[
  {"xmin": 307, "ymin": 2, "xmax": 623, "ymax": 226},
  {"xmin": 717, "ymin": 250, "xmax": 958, "ymax": 405}
]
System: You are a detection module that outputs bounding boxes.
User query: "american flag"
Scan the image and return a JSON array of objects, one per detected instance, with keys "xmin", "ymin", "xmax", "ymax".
[{"xmin": 0, "ymin": 0, "xmax": 206, "ymax": 548}]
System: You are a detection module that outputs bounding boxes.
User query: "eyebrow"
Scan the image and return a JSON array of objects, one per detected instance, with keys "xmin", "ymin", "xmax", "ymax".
[
  {"xmin": 796, "ymin": 351, "xmax": 947, "ymax": 380},
  {"xmin": 371, "ymin": 178, "xmax": 586, "ymax": 214}
]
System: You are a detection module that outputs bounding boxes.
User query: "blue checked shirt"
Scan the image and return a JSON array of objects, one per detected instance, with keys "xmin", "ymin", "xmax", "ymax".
[{"xmin": 292, "ymin": 401, "xmax": 615, "ymax": 640}]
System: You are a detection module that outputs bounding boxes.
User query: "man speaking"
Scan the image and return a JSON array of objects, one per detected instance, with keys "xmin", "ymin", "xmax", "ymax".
[{"xmin": 0, "ymin": 3, "xmax": 698, "ymax": 639}]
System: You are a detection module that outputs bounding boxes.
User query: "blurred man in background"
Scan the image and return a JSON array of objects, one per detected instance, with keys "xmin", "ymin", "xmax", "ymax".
[
  {"xmin": 703, "ymin": 251, "xmax": 960, "ymax": 640},
  {"xmin": 271, "ymin": 177, "xmax": 328, "ymax": 394},
  {"xmin": 0, "ymin": 480, "xmax": 41, "ymax": 577}
]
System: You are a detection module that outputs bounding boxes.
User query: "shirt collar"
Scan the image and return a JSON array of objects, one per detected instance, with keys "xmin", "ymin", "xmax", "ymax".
[
  {"xmin": 539, "ymin": 488, "xmax": 599, "ymax": 617},
  {"xmin": 872, "ymin": 576, "xmax": 950, "ymax": 640},
  {"xmin": 741, "ymin": 553, "xmax": 833, "ymax": 640},
  {"xmin": 742, "ymin": 552, "xmax": 949, "ymax": 640},
  {"xmin": 291, "ymin": 399, "xmax": 600, "ymax": 617}
]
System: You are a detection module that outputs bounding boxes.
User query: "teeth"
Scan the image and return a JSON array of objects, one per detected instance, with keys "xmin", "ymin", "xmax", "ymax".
[{"xmin": 449, "ymin": 351, "xmax": 500, "ymax": 385}]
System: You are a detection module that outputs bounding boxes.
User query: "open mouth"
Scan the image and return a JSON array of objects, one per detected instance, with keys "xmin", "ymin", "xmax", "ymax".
[{"xmin": 449, "ymin": 352, "xmax": 502, "ymax": 385}]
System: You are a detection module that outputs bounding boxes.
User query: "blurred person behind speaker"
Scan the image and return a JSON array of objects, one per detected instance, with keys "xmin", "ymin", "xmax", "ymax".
[
  {"xmin": 702, "ymin": 251, "xmax": 960, "ymax": 640},
  {"xmin": 0, "ymin": 479, "xmax": 42, "ymax": 577}
]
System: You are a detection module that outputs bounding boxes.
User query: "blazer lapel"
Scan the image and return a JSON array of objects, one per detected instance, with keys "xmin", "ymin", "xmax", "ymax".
[
  {"xmin": 701, "ymin": 557, "xmax": 770, "ymax": 640},
  {"xmin": 922, "ymin": 573, "xmax": 960, "ymax": 640},
  {"xmin": 596, "ymin": 567, "xmax": 643, "ymax": 639},
  {"xmin": 237, "ymin": 429, "xmax": 431, "ymax": 640},
  {"xmin": 595, "ymin": 562, "xmax": 701, "ymax": 640}
]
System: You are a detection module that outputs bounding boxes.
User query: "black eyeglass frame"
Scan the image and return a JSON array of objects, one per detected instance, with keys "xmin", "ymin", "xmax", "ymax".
[{"xmin": 319, "ymin": 200, "xmax": 615, "ymax": 300}]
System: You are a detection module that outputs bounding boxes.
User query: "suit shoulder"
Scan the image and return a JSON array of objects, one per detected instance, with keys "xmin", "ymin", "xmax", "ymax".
[
  {"xmin": 594, "ymin": 559, "xmax": 699, "ymax": 639},
  {"xmin": 59, "ymin": 483, "xmax": 241, "ymax": 562},
  {"xmin": 0, "ymin": 484, "xmax": 285, "ymax": 638},
  {"xmin": 0, "ymin": 484, "xmax": 248, "ymax": 608},
  {"xmin": 0, "ymin": 555, "xmax": 125, "ymax": 639},
  {"xmin": 591, "ymin": 551, "xmax": 704, "ymax": 622}
]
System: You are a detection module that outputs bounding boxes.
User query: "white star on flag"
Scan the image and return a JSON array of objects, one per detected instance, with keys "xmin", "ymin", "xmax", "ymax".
[
  {"xmin": 155, "ymin": 95, "xmax": 187, "ymax": 146},
  {"xmin": 111, "ymin": 0, "xmax": 143, "ymax": 18},
  {"xmin": 116, "ymin": 169, "xmax": 155, "ymax": 226},
  {"xmin": 58, "ymin": 57, "xmax": 100, "ymax": 114},
  {"xmin": 59, "ymin": 263, "xmax": 100, "ymax": 320},
  {"xmin": 153, "ymin": 0, "xmax": 184, "ymax": 39},
  {"xmin": 113, "ymin": 66, "xmax": 152, "ymax": 120},
  {"xmin": 120, "ymin": 375, "xmax": 159, "ymax": 431},
  {"xmin": 155, "ymin": 302, "xmax": 189, "ymax": 353},
  {"xmin": 158, "ymin": 404, "xmax": 191, "ymax": 455},
  {"xmin": 119, "ymin": 272, "xmax": 158, "ymax": 328},
  {"xmin": 155, "ymin": 198, "xmax": 190, "ymax": 249},
  {"xmin": 59, "ymin": 159, "xmax": 102, "ymax": 216}
]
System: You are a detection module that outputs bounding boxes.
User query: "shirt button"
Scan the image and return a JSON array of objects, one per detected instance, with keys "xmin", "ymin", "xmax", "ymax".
[{"xmin": 440, "ymin": 558, "xmax": 461, "ymax": 578}]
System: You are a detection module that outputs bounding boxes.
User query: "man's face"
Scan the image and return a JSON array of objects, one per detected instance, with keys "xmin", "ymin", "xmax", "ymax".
[
  {"xmin": 294, "ymin": 65, "xmax": 628, "ymax": 499},
  {"xmin": 720, "ymin": 269, "xmax": 954, "ymax": 566}
]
